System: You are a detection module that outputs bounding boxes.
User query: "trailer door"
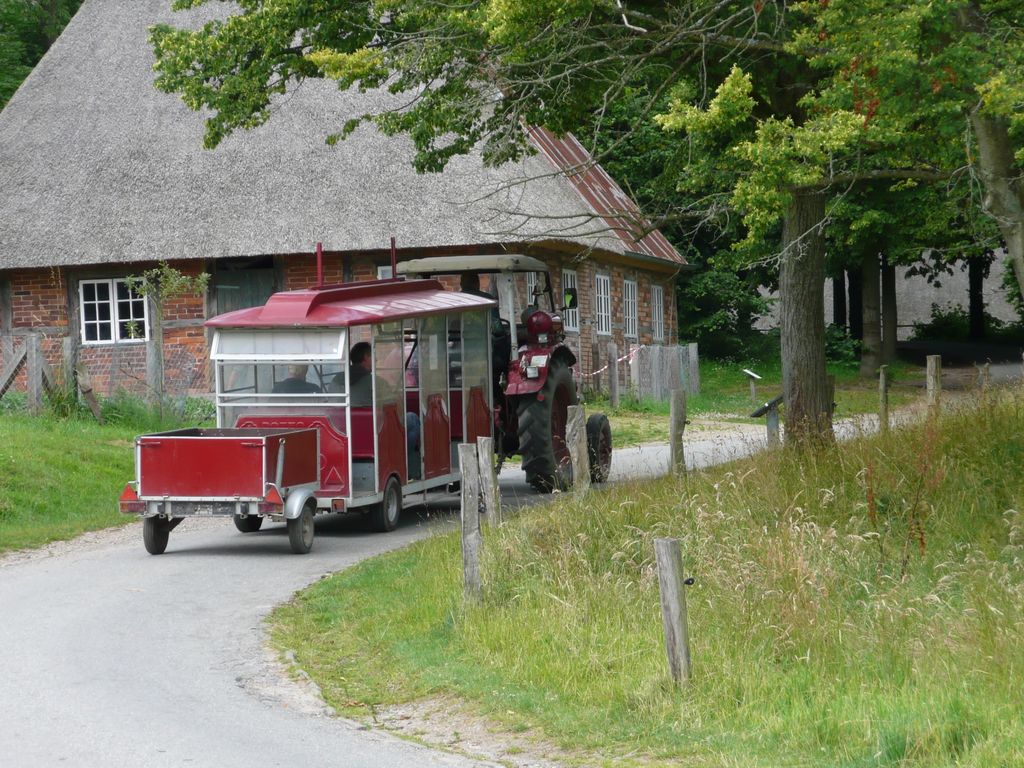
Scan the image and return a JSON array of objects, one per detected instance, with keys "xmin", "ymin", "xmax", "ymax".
[
  {"xmin": 419, "ymin": 314, "xmax": 451, "ymax": 478},
  {"xmin": 374, "ymin": 321, "xmax": 407, "ymax": 489}
]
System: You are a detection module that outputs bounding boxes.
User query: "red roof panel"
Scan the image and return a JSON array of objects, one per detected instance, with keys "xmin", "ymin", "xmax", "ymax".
[{"xmin": 205, "ymin": 279, "xmax": 495, "ymax": 329}]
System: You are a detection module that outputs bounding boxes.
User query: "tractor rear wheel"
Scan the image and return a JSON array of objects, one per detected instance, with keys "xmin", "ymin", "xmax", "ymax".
[
  {"xmin": 517, "ymin": 357, "xmax": 577, "ymax": 492},
  {"xmin": 586, "ymin": 413, "xmax": 613, "ymax": 483}
]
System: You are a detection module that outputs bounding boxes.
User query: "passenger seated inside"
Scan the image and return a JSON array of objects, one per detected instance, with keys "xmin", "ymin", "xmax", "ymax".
[
  {"xmin": 334, "ymin": 341, "xmax": 373, "ymax": 407},
  {"xmin": 272, "ymin": 364, "xmax": 321, "ymax": 394}
]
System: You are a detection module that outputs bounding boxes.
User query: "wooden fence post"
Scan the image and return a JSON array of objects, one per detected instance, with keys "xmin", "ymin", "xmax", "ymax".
[
  {"xmin": 567, "ymin": 405, "xmax": 590, "ymax": 495},
  {"xmin": 878, "ymin": 365, "xmax": 889, "ymax": 435},
  {"xmin": 670, "ymin": 388, "xmax": 686, "ymax": 474},
  {"xmin": 926, "ymin": 355, "xmax": 942, "ymax": 415},
  {"xmin": 458, "ymin": 443, "xmax": 482, "ymax": 602},
  {"xmin": 476, "ymin": 436, "xmax": 499, "ymax": 526},
  {"xmin": 687, "ymin": 342, "xmax": 700, "ymax": 395},
  {"xmin": 766, "ymin": 403, "xmax": 781, "ymax": 447},
  {"xmin": 61, "ymin": 336, "xmax": 76, "ymax": 388},
  {"xmin": 591, "ymin": 341, "xmax": 601, "ymax": 394},
  {"xmin": 651, "ymin": 345, "xmax": 664, "ymax": 401},
  {"xmin": 608, "ymin": 341, "xmax": 620, "ymax": 408},
  {"xmin": 26, "ymin": 334, "xmax": 42, "ymax": 414},
  {"xmin": 654, "ymin": 538, "xmax": 692, "ymax": 685},
  {"xmin": 977, "ymin": 362, "xmax": 990, "ymax": 393},
  {"xmin": 630, "ymin": 344, "xmax": 641, "ymax": 396},
  {"xmin": 0, "ymin": 334, "xmax": 12, "ymax": 372}
]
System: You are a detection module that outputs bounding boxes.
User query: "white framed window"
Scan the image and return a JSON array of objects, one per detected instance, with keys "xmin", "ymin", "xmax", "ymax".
[
  {"xmin": 595, "ymin": 273, "xmax": 611, "ymax": 336},
  {"xmin": 79, "ymin": 278, "xmax": 149, "ymax": 344},
  {"xmin": 562, "ymin": 269, "xmax": 579, "ymax": 332},
  {"xmin": 377, "ymin": 265, "xmax": 393, "ymax": 279},
  {"xmin": 651, "ymin": 283, "xmax": 665, "ymax": 342},
  {"xmin": 525, "ymin": 271, "xmax": 537, "ymax": 306},
  {"xmin": 623, "ymin": 279, "xmax": 638, "ymax": 339}
]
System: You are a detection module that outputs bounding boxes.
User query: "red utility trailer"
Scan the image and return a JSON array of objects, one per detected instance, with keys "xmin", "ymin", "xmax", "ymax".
[{"xmin": 121, "ymin": 277, "xmax": 496, "ymax": 554}]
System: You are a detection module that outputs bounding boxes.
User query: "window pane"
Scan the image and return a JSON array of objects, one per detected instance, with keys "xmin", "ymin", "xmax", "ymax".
[
  {"xmin": 95, "ymin": 282, "xmax": 110, "ymax": 302},
  {"xmin": 562, "ymin": 270, "xmax": 578, "ymax": 331},
  {"xmin": 98, "ymin": 302, "xmax": 111, "ymax": 322}
]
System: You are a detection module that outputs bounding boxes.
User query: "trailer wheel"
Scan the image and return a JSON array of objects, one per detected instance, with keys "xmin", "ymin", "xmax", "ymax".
[
  {"xmin": 233, "ymin": 514, "xmax": 263, "ymax": 533},
  {"xmin": 370, "ymin": 475, "xmax": 402, "ymax": 532},
  {"xmin": 517, "ymin": 356, "xmax": 577, "ymax": 492},
  {"xmin": 586, "ymin": 413, "xmax": 613, "ymax": 483},
  {"xmin": 287, "ymin": 502, "xmax": 315, "ymax": 554},
  {"xmin": 143, "ymin": 517, "xmax": 170, "ymax": 555}
]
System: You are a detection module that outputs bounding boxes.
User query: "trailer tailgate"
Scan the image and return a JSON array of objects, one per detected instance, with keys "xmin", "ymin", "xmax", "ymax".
[{"xmin": 136, "ymin": 428, "xmax": 318, "ymax": 499}]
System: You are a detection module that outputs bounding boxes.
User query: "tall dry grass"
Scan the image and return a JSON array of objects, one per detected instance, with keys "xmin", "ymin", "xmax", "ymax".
[{"xmin": 273, "ymin": 391, "xmax": 1024, "ymax": 766}]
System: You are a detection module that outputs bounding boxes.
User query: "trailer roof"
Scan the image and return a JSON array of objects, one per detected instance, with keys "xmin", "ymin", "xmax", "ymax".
[{"xmin": 205, "ymin": 278, "xmax": 495, "ymax": 329}]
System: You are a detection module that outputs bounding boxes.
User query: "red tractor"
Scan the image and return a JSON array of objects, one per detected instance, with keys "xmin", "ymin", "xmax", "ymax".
[{"xmin": 398, "ymin": 254, "xmax": 612, "ymax": 491}]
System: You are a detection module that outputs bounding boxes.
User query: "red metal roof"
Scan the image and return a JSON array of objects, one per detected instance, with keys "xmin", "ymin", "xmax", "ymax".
[
  {"xmin": 205, "ymin": 279, "xmax": 495, "ymax": 328},
  {"xmin": 525, "ymin": 126, "xmax": 683, "ymax": 264}
]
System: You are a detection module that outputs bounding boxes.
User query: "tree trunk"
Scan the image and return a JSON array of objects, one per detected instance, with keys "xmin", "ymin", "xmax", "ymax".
[
  {"xmin": 969, "ymin": 109, "xmax": 1024, "ymax": 307},
  {"xmin": 968, "ymin": 256, "xmax": 986, "ymax": 340},
  {"xmin": 832, "ymin": 270, "xmax": 847, "ymax": 328},
  {"xmin": 881, "ymin": 256, "xmax": 897, "ymax": 361},
  {"xmin": 860, "ymin": 251, "xmax": 881, "ymax": 377},
  {"xmin": 847, "ymin": 267, "xmax": 863, "ymax": 341},
  {"xmin": 780, "ymin": 190, "xmax": 832, "ymax": 443}
]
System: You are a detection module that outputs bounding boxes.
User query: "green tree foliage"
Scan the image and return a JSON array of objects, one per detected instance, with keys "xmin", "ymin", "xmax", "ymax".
[
  {"xmin": 0, "ymin": 0, "xmax": 83, "ymax": 108},
  {"xmin": 151, "ymin": 1, "xmax": 1022, "ymax": 441}
]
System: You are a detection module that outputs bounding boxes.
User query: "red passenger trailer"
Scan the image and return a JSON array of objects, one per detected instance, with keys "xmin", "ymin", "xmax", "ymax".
[{"xmin": 120, "ymin": 277, "xmax": 496, "ymax": 554}]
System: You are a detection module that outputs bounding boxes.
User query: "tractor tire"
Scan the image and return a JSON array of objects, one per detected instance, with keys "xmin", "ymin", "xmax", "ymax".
[
  {"xmin": 287, "ymin": 502, "xmax": 315, "ymax": 554},
  {"xmin": 517, "ymin": 356, "xmax": 577, "ymax": 492},
  {"xmin": 586, "ymin": 413, "xmax": 613, "ymax": 483},
  {"xmin": 233, "ymin": 514, "xmax": 263, "ymax": 533},
  {"xmin": 143, "ymin": 517, "xmax": 170, "ymax": 555},
  {"xmin": 370, "ymin": 475, "xmax": 402, "ymax": 532}
]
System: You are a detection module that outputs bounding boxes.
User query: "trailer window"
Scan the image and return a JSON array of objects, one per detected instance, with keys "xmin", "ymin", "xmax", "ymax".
[
  {"xmin": 215, "ymin": 360, "xmax": 346, "ymax": 427},
  {"xmin": 214, "ymin": 329, "xmax": 344, "ymax": 360}
]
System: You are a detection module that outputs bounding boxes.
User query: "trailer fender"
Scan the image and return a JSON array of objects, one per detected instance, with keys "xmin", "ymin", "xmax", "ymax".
[{"xmin": 284, "ymin": 488, "xmax": 316, "ymax": 520}]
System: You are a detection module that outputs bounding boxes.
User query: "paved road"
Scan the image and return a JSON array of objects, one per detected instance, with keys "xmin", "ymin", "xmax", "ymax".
[{"xmin": 0, "ymin": 428, "xmax": 768, "ymax": 768}]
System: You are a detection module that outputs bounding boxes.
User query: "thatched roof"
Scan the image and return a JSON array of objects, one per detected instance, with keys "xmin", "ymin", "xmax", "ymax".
[{"xmin": 0, "ymin": 0, "xmax": 683, "ymax": 271}]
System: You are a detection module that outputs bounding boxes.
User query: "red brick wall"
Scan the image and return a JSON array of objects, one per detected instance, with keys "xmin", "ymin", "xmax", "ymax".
[
  {"xmin": 1, "ymin": 254, "xmax": 679, "ymax": 400},
  {"xmin": 9, "ymin": 267, "xmax": 69, "ymax": 329},
  {"xmin": 2, "ymin": 261, "xmax": 211, "ymax": 398}
]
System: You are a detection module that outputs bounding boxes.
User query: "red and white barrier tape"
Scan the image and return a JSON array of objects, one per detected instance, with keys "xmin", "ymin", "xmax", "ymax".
[{"xmin": 578, "ymin": 346, "xmax": 640, "ymax": 378}]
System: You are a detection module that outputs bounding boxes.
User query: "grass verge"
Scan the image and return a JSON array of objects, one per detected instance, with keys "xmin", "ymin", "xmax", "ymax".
[
  {"xmin": 0, "ymin": 414, "xmax": 139, "ymax": 552},
  {"xmin": 270, "ymin": 392, "xmax": 1024, "ymax": 767},
  {"xmin": 598, "ymin": 359, "xmax": 921, "ymax": 447}
]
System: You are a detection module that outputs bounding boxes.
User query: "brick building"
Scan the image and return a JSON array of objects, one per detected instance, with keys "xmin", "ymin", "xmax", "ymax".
[{"xmin": 0, "ymin": 0, "xmax": 685, "ymax": 398}]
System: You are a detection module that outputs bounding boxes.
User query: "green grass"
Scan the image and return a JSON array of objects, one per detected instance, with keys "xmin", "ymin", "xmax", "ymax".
[
  {"xmin": 595, "ymin": 359, "xmax": 922, "ymax": 447},
  {"xmin": 270, "ymin": 393, "xmax": 1024, "ymax": 766},
  {"xmin": 0, "ymin": 414, "xmax": 140, "ymax": 552}
]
